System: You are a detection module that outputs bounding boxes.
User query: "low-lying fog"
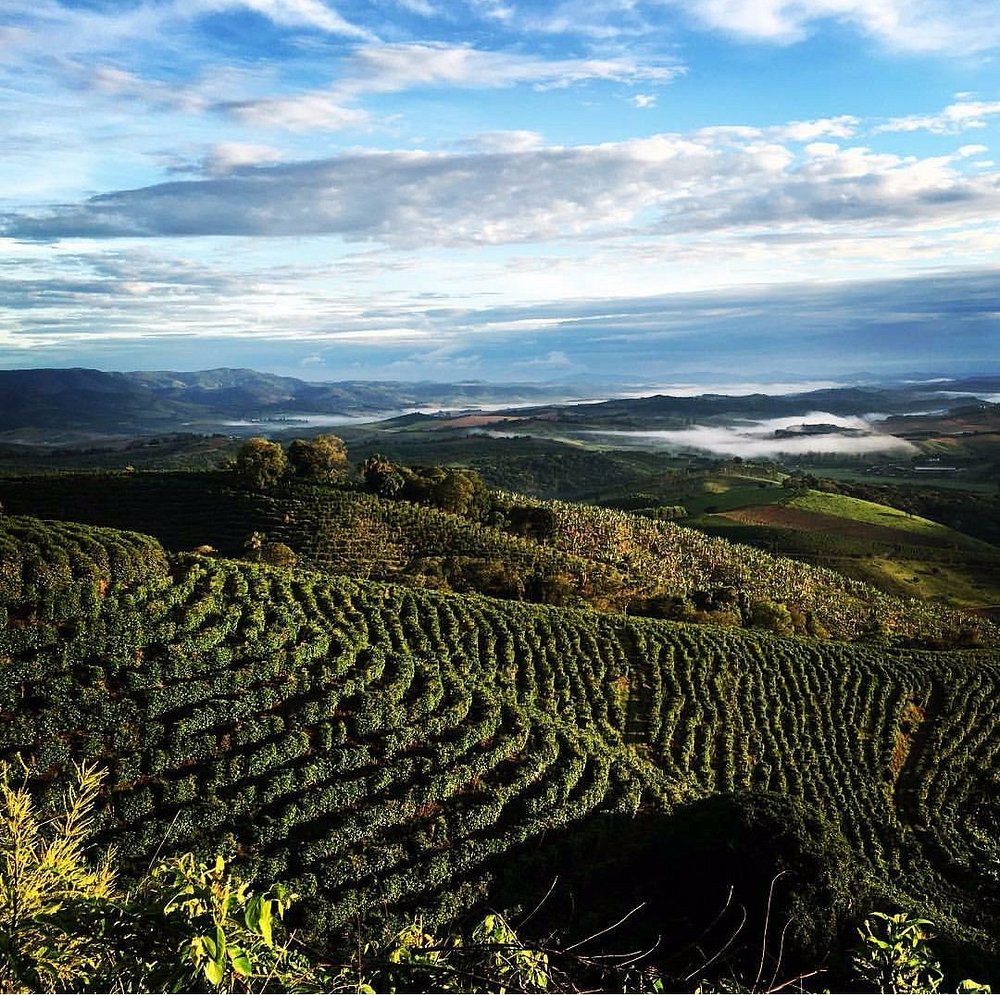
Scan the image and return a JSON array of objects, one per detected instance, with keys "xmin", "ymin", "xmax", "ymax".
[{"xmin": 587, "ymin": 413, "xmax": 918, "ymax": 459}]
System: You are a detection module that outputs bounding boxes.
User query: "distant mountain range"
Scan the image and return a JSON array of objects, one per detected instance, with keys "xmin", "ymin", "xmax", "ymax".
[
  {"xmin": 0, "ymin": 368, "xmax": 593, "ymax": 438},
  {"xmin": 0, "ymin": 367, "xmax": 997, "ymax": 440}
]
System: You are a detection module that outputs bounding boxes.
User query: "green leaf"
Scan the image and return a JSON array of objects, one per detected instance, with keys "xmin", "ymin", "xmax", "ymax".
[
  {"xmin": 244, "ymin": 895, "xmax": 262, "ymax": 933},
  {"xmin": 196, "ymin": 934, "xmax": 218, "ymax": 962},
  {"xmin": 228, "ymin": 945, "xmax": 252, "ymax": 977},
  {"xmin": 957, "ymin": 981, "xmax": 992, "ymax": 993},
  {"xmin": 211, "ymin": 924, "xmax": 228, "ymax": 983},
  {"xmin": 258, "ymin": 897, "xmax": 273, "ymax": 948},
  {"xmin": 203, "ymin": 958, "xmax": 225, "ymax": 987}
]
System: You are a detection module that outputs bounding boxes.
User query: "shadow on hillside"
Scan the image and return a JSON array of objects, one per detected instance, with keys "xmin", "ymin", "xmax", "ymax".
[{"xmin": 486, "ymin": 792, "xmax": 871, "ymax": 989}]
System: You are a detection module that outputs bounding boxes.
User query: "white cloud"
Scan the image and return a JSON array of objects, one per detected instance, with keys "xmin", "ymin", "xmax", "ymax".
[
  {"xmin": 515, "ymin": 349, "xmax": 576, "ymax": 367},
  {"xmin": 224, "ymin": 42, "xmax": 683, "ymax": 130},
  {"xmin": 7, "ymin": 128, "xmax": 997, "ymax": 248},
  {"xmin": 592, "ymin": 418, "xmax": 918, "ymax": 457},
  {"xmin": 1, "ymin": 236, "xmax": 995, "ymax": 379},
  {"xmin": 86, "ymin": 64, "xmax": 207, "ymax": 113},
  {"xmin": 393, "ymin": 0, "xmax": 437, "ymax": 13},
  {"xmin": 349, "ymin": 42, "xmax": 680, "ymax": 90},
  {"xmin": 454, "ymin": 130, "xmax": 545, "ymax": 152},
  {"xmin": 0, "ymin": 0, "xmax": 374, "ymax": 62},
  {"xmin": 512, "ymin": 0, "xmax": 651, "ymax": 39},
  {"xmin": 176, "ymin": 0, "xmax": 376, "ymax": 38},
  {"xmin": 224, "ymin": 92, "xmax": 371, "ymax": 130},
  {"xmin": 632, "ymin": 93, "xmax": 657, "ymax": 109},
  {"xmin": 663, "ymin": 0, "xmax": 1000, "ymax": 53},
  {"xmin": 775, "ymin": 115, "xmax": 859, "ymax": 141},
  {"xmin": 203, "ymin": 142, "xmax": 286, "ymax": 174},
  {"xmin": 803, "ymin": 141, "xmax": 842, "ymax": 158},
  {"xmin": 467, "ymin": 0, "xmax": 518, "ymax": 24},
  {"xmin": 876, "ymin": 99, "xmax": 1000, "ymax": 134}
]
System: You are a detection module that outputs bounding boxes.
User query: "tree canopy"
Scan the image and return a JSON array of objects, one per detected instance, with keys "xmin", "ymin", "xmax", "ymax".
[
  {"xmin": 233, "ymin": 437, "xmax": 287, "ymax": 491},
  {"xmin": 287, "ymin": 434, "xmax": 349, "ymax": 483}
]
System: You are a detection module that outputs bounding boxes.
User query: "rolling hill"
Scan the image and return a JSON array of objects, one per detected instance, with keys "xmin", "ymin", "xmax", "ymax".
[
  {"xmin": 685, "ymin": 486, "xmax": 1000, "ymax": 616},
  {"xmin": 2, "ymin": 514, "xmax": 1000, "ymax": 987},
  {"xmin": 0, "ymin": 470, "xmax": 993, "ymax": 647}
]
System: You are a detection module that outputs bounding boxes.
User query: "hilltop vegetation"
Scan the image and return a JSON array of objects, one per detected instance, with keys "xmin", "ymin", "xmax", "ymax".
[
  {"xmin": 2, "ymin": 514, "xmax": 1000, "ymax": 990},
  {"xmin": 0, "ymin": 455, "xmax": 993, "ymax": 648},
  {"xmin": 676, "ymin": 474, "xmax": 1000, "ymax": 616}
]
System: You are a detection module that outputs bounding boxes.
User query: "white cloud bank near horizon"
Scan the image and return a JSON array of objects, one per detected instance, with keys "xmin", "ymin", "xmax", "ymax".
[{"xmin": 590, "ymin": 413, "xmax": 921, "ymax": 459}]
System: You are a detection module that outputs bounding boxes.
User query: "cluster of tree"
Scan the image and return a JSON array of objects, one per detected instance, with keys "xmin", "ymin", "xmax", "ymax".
[
  {"xmin": 782, "ymin": 472, "xmax": 841, "ymax": 494},
  {"xmin": 630, "ymin": 587, "xmax": 831, "ymax": 636},
  {"xmin": 362, "ymin": 454, "xmax": 489, "ymax": 519},
  {"xmin": 233, "ymin": 434, "xmax": 349, "ymax": 490},
  {"xmin": 402, "ymin": 555, "xmax": 605, "ymax": 607}
]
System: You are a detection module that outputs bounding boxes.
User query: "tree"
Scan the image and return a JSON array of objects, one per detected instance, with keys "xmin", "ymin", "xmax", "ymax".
[
  {"xmin": 259, "ymin": 542, "xmax": 298, "ymax": 569},
  {"xmin": 507, "ymin": 505, "xmax": 558, "ymax": 542},
  {"xmin": 234, "ymin": 437, "xmax": 287, "ymax": 491},
  {"xmin": 748, "ymin": 599, "xmax": 796, "ymax": 637},
  {"xmin": 362, "ymin": 455, "xmax": 407, "ymax": 498},
  {"xmin": 287, "ymin": 434, "xmax": 349, "ymax": 484},
  {"xmin": 430, "ymin": 468, "xmax": 487, "ymax": 518}
]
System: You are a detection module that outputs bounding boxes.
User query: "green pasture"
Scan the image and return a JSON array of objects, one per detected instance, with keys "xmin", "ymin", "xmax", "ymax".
[{"xmin": 786, "ymin": 490, "xmax": 995, "ymax": 550}]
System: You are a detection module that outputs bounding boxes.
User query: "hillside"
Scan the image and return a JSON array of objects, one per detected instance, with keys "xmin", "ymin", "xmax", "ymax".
[
  {"xmin": 686, "ymin": 486, "xmax": 1000, "ymax": 615},
  {"xmin": 0, "ymin": 367, "xmax": 590, "ymax": 438},
  {"xmin": 3, "ymin": 515, "xmax": 1000, "ymax": 986},
  {"xmin": 0, "ymin": 470, "xmax": 993, "ymax": 647}
]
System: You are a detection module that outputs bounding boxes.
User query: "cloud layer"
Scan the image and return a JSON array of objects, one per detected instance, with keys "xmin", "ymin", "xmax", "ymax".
[
  {"xmin": 591, "ymin": 413, "xmax": 920, "ymax": 458},
  {"xmin": 5, "ymin": 115, "xmax": 997, "ymax": 248}
]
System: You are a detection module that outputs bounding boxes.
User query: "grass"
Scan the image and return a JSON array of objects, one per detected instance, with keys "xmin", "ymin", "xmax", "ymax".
[
  {"xmin": 680, "ymin": 481, "xmax": 783, "ymax": 516},
  {"xmin": 787, "ymin": 466, "xmax": 999, "ymax": 492},
  {"xmin": 690, "ymin": 506, "xmax": 1000, "ymax": 613},
  {"xmin": 786, "ymin": 491, "xmax": 995, "ymax": 550},
  {"xmin": 863, "ymin": 557, "xmax": 1000, "ymax": 610}
]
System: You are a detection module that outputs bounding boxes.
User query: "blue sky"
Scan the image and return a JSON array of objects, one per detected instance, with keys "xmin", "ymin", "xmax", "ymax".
[{"xmin": 0, "ymin": 0, "xmax": 998, "ymax": 383}]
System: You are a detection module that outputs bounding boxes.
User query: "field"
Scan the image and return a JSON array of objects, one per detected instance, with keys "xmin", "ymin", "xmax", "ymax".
[
  {"xmin": 0, "ymin": 470, "xmax": 993, "ymax": 646},
  {"xmin": 682, "ymin": 486, "xmax": 1000, "ymax": 615},
  {"xmin": 4, "ymin": 514, "xmax": 1000, "ymax": 987},
  {"xmin": 784, "ymin": 491, "xmax": 995, "ymax": 549},
  {"xmin": 3, "ymin": 431, "xmax": 1000, "ymax": 989}
]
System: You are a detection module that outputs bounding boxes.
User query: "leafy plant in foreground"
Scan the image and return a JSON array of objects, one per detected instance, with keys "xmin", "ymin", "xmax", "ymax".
[
  {"xmin": 853, "ymin": 911, "xmax": 990, "ymax": 994},
  {"xmin": 0, "ymin": 759, "xmax": 333, "ymax": 994},
  {"xmin": 0, "ymin": 759, "xmax": 119, "ymax": 993},
  {"xmin": 152, "ymin": 852, "xmax": 320, "ymax": 992}
]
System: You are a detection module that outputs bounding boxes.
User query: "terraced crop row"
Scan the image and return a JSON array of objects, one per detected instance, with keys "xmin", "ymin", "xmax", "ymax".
[
  {"xmin": 2, "ymin": 515, "xmax": 999, "ymax": 949},
  {"xmin": 492, "ymin": 492, "xmax": 996, "ymax": 644},
  {"xmin": 2, "ymin": 470, "xmax": 993, "ymax": 648},
  {"xmin": 0, "ymin": 515, "xmax": 168, "ymax": 610}
]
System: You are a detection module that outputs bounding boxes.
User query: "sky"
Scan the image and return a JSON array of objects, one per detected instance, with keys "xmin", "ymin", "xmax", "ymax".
[{"xmin": 0, "ymin": 0, "xmax": 998, "ymax": 383}]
